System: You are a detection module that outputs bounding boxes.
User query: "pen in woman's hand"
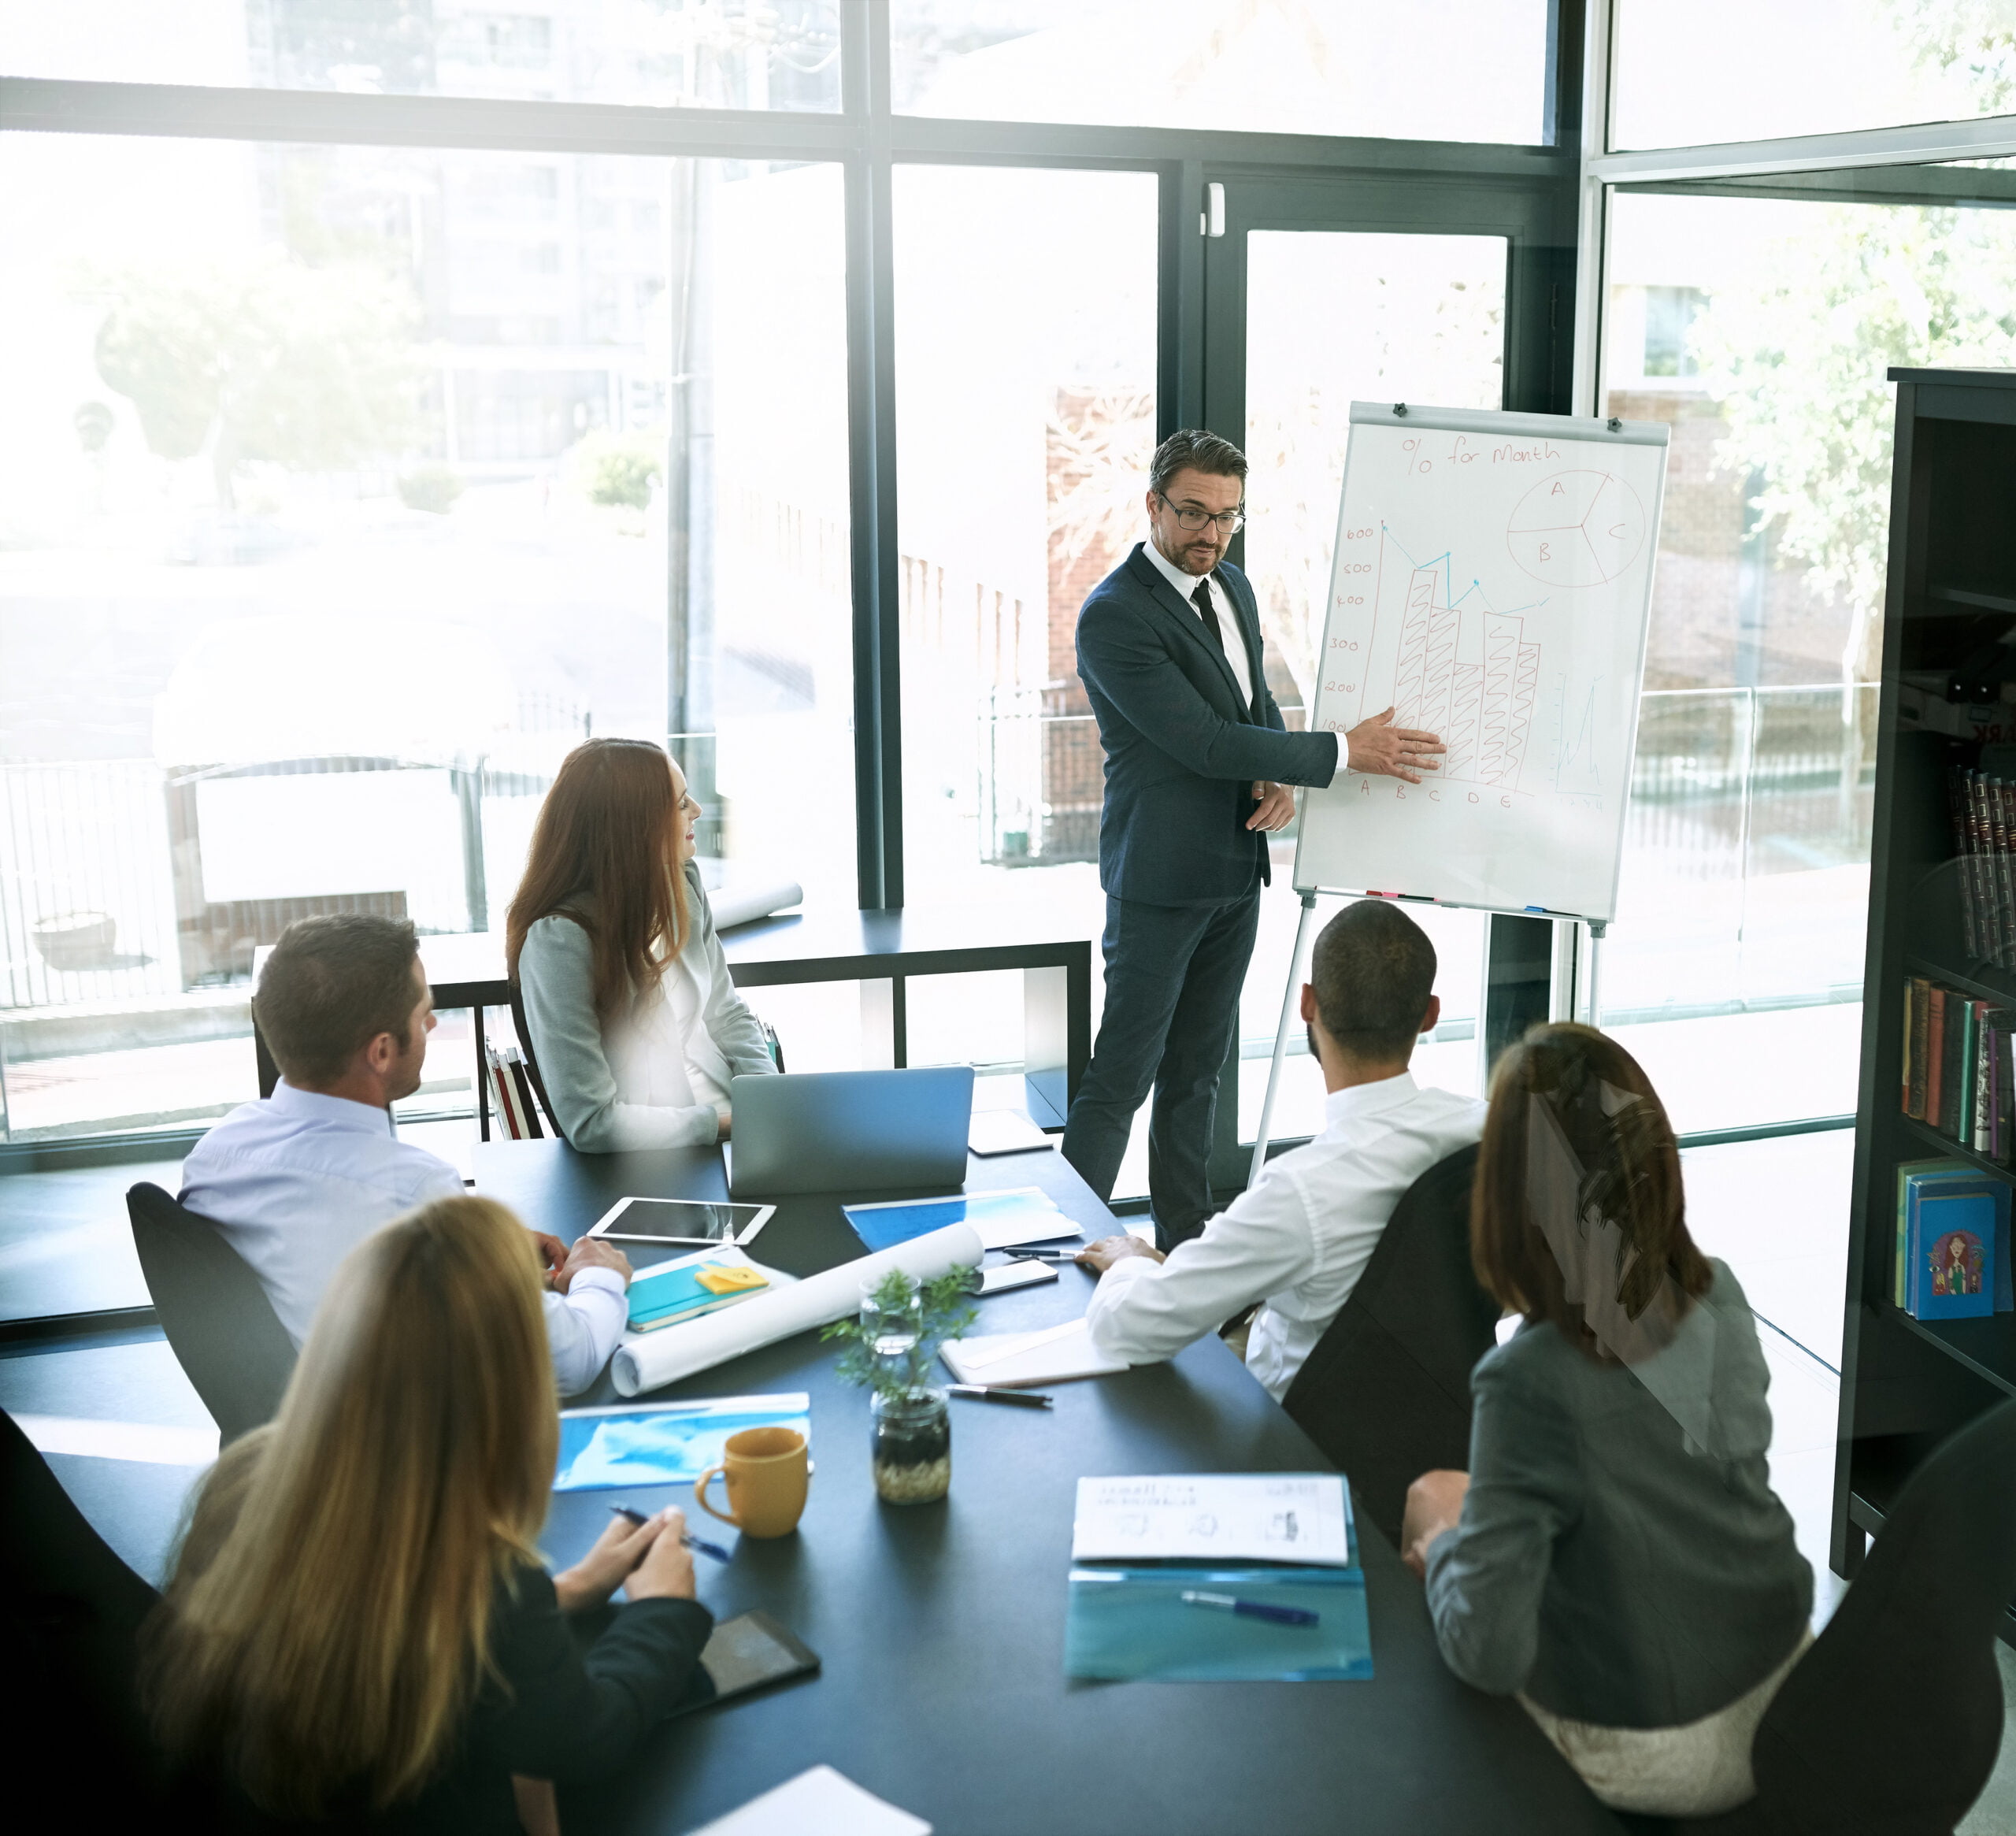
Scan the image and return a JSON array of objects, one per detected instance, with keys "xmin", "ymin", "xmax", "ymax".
[{"xmin": 609, "ymin": 1503, "xmax": 732, "ymax": 1562}]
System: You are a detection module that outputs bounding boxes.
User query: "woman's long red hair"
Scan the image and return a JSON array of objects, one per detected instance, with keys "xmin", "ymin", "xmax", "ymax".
[{"xmin": 504, "ymin": 738, "xmax": 685, "ymax": 1017}]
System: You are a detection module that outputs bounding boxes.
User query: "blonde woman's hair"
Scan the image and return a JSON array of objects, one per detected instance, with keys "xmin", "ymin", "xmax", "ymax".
[{"xmin": 143, "ymin": 1196, "xmax": 558, "ymax": 1816}]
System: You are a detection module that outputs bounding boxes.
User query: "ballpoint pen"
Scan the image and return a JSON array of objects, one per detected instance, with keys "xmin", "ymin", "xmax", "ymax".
[
  {"xmin": 1178, "ymin": 1589, "xmax": 1320, "ymax": 1628},
  {"xmin": 610, "ymin": 1503, "xmax": 732, "ymax": 1562},
  {"xmin": 1014, "ymin": 1246, "xmax": 1088, "ymax": 1261},
  {"xmin": 946, "ymin": 1383, "xmax": 1054, "ymax": 1408}
]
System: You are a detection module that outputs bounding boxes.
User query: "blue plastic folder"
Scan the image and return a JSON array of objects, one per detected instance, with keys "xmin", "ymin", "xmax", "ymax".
[
  {"xmin": 842, "ymin": 1186, "xmax": 1063, "ymax": 1253},
  {"xmin": 553, "ymin": 1395, "xmax": 810, "ymax": 1493},
  {"xmin": 1064, "ymin": 1567, "xmax": 1373, "ymax": 1682}
]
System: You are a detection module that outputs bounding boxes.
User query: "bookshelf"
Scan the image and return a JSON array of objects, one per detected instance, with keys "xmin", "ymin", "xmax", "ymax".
[{"xmin": 1838, "ymin": 368, "xmax": 2016, "ymax": 1640}]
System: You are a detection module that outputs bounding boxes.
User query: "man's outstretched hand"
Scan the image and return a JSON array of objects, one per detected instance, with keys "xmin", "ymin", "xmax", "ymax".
[{"xmin": 1345, "ymin": 707, "xmax": 1446, "ymax": 784}]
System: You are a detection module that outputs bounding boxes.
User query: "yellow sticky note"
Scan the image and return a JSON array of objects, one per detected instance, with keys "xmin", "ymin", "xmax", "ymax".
[{"xmin": 695, "ymin": 1263, "xmax": 768, "ymax": 1296}]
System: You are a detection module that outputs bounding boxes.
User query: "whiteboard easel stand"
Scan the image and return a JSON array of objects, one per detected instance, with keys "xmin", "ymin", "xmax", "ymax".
[{"xmin": 1248, "ymin": 890, "xmax": 1322, "ymax": 1188}]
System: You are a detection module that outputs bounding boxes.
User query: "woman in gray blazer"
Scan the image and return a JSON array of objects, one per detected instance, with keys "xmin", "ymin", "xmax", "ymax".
[
  {"xmin": 1400, "ymin": 1022, "xmax": 1812, "ymax": 1818},
  {"xmin": 505, "ymin": 739, "xmax": 778, "ymax": 1151}
]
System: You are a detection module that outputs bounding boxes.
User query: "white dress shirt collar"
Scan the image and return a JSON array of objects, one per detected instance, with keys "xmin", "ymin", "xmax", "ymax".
[
  {"xmin": 269, "ymin": 1078, "xmax": 398, "ymax": 1136},
  {"xmin": 1321, "ymin": 1070, "xmax": 1420, "ymax": 1129}
]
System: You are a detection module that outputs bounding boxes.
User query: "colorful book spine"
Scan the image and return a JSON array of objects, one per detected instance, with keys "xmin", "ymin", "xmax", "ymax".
[
  {"xmin": 1954, "ymin": 770, "xmax": 1982, "ymax": 962},
  {"xmin": 1928, "ymin": 984, "xmax": 1947, "ymax": 1130},
  {"xmin": 1908, "ymin": 976, "xmax": 1932, "ymax": 1120}
]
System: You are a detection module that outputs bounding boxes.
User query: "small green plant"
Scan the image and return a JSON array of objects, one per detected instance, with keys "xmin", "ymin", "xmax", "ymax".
[
  {"xmin": 822, "ymin": 1267, "xmax": 978, "ymax": 1400},
  {"xmin": 397, "ymin": 464, "xmax": 464, "ymax": 514}
]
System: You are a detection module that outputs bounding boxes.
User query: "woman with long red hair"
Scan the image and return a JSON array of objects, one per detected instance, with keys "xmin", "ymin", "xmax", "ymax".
[{"xmin": 507, "ymin": 739, "xmax": 777, "ymax": 1151}]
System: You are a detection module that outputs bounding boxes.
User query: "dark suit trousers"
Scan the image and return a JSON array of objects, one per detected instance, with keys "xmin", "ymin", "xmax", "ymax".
[{"xmin": 1062, "ymin": 889, "xmax": 1261, "ymax": 1249}]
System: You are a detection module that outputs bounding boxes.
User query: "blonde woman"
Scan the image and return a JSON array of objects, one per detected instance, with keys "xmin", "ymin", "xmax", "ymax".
[
  {"xmin": 144, "ymin": 1196, "xmax": 713, "ymax": 1831},
  {"xmin": 507, "ymin": 739, "xmax": 778, "ymax": 1151}
]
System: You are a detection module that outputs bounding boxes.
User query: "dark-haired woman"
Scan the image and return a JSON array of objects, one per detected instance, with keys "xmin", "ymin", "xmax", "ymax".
[
  {"xmin": 1399, "ymin": 1022, "xmax": 1811, "ymax": 1817},
  {"xmin": 507, "ymin": 739, "xmax": 777, "ymax": 1151}
]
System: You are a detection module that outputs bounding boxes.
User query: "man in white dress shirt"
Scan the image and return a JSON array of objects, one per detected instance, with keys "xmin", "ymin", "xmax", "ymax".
[
  {"xmin": 180, "ymin": 914, "xmax": 631, "ymax": 1396},
  {"xmin": 1078, "ymin": 899, "xmax": 1487, "ymax": 1401}
]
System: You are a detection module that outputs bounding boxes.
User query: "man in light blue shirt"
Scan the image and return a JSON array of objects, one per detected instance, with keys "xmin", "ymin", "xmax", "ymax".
[{"xmin": 181, "ymin": 914, "xmax": 629, "ymax": 1396}]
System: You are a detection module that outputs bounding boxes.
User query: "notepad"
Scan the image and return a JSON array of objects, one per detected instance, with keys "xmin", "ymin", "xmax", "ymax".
[
  {"xmin": 939, "ymin": 1318, "xmax": 1127, "ymax": 1387},
  {"xmin": 685, "ymin": 1764, "xmax": 931, "ymax": 1836},
  {"xmin": 969, "ymin": 1109, "xmax": 1053, "ymax": 1155},
  {"xmin": 1071, "ymin": 1474, "xmax": 1353, "ymax": 1567}
]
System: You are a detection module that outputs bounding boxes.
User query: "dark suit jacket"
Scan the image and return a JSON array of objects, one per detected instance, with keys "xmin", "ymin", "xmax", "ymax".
[
  {"xmin": 177, "ymin": 1567, "xmax": 714, "ymax": 1834},
  {"xmin": 1077, "ymin": 543, "xmax": 1340, "ymax": 906}
]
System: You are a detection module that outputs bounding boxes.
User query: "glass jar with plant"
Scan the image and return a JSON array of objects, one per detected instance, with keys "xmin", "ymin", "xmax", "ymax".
[{"xmin": 822, "ymin": 1267, "xmax": 977, "ymax": 1505}]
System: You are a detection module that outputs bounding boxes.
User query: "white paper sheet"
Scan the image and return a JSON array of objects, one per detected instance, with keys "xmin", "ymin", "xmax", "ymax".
[
  {"xmin": 683, "ymin": 1764, "xmax": 931, "ymax": 1836},
  {"xmin": 610, "ymin": 1222, "xmax": 984, "ymax": 1396},
  {"xmin": 1070, "ymin": 1473, "xmax": 1351, "ymax": 1566},
  {"xmin": 940, "ymin": 1319, "xmax": 1128, "ymax": 1387},
  {"xmin": 708, "ymin": 878, "xmax": 803, "ymax": 931}
]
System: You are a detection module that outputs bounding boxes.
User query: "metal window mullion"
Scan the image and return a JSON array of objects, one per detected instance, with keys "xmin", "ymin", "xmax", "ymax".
[
  {"xmin": 843, "ymin": 0, "xmax": 902, "ymax": 911},
  {"xmin": 1591, "ymin": 109, "xmax": 2016, "ymax": 185},
  {"xmin": 0, "ymin": 73, "xmax": 858, "ymax": 161}
]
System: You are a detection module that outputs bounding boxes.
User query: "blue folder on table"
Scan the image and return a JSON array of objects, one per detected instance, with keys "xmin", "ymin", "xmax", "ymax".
[
  {"xmin": 1064, "ymin": 1566, "xmax": 1373, "ymax": 1682},
  {"xmin": 553, "ymin": 1394, "xmax": 810, "ymax": 1492}
]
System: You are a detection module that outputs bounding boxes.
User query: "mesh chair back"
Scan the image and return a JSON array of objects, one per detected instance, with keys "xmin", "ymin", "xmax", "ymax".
[
  {"xmin": 126, "ymin": 1183, "xmax": 296, "ymax": 1445},
  {"xmin": 1281, "ymin": 1141, "xmax": 1495, "ymax": 1550}
]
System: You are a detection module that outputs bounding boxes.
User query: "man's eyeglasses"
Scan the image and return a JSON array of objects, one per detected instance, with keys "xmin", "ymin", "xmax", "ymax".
[{"xmin": 1155, "ymin": 491, "xmax": 1245, "ymax": 533}]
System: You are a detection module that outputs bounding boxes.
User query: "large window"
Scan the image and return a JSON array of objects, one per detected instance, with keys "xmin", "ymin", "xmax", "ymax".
[
  {"xmin": 0, "ymin": 5, "xmax": 1574, "ymax": 1159},
  {"xmin": 1593, "ymin": 179, "xmax": 2016, "ymax": 1132},
  {"xmin": 0, "ymin": 130, "xmax": 850, "ymax": 1139}
]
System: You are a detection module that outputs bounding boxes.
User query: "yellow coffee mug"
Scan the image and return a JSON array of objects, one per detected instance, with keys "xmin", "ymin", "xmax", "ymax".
[{"xmin": 695, "ymin": 1426, "xmax": 809, "ymax": 1538}]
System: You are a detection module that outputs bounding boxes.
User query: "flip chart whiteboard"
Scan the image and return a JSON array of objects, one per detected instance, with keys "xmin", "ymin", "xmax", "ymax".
[{"xmin": 1292, "ymin": 403, "xmax": 1669, "ymax": 924}]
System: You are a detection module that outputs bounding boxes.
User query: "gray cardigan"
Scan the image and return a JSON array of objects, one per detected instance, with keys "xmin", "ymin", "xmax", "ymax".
[
  {"xmin": 1424, "ymin": 1260, "xmax": 1811, "ymax": 1728},
  {"xmin": 516, "ymin": 865, "xmax": 777, "ymax": 1152}
]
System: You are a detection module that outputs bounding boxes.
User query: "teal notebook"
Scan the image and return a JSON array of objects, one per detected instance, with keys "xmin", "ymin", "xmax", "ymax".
[
  {"xmin": 627, "ymin": 1257, "xmax": 769, "ymax": 1332},
  {"xmin": 1064, "ymin": 1567, "xmax": 1372, "ymax": 1682}
]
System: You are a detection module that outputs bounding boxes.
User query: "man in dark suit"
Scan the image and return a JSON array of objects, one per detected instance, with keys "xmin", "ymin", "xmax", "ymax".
[{"xmin": 1062, "ymin": 428, "xmax": 1445, "ymax": 1249}]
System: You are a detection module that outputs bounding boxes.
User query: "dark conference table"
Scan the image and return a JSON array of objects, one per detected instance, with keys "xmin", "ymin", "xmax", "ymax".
[{"xmin": 475, "ymin": 1138, "xmax": 1621, "ymax": 1836}]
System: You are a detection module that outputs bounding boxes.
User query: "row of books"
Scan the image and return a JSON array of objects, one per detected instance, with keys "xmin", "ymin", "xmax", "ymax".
[
  {"xmin": 1899, "ymin": 976, "xmax": 2016, "ymax": 1161},
  {"xmin": 1894, "ymin": 1160, "xmax": 2012, "ymax": 1320},
  {"xmin": 1949, "ymin": 765, "xmax": 2016, "ymax": 968},
  {"xmin": 484, "ymin": 1041, "xmax": 548, "ymax": 1141}
]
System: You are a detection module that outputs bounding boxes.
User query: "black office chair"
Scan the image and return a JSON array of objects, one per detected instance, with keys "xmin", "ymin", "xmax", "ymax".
[
  {"xmin": 1280, "ymin": 1142, "xmax": 1497, "ymax": 1552},
  {"xmin": 126, "ymin": 1184, "xmax": 296, "ymax": 1445},
  {"xmin": 1, "ymin": 1405, "xmax": 161, "ymax": 1800},
  {"xmin": 1615, "ymin": 1396, "xmax": 2016, "ymax": 1836}
]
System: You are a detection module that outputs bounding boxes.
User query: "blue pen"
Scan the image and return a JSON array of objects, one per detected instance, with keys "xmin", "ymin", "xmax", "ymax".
[
  {"xmin": 1179, "ymin": 1589, "xmax": 1319, "ymax": 1628},
  {"xmin": 610, "ymin": 1503, "xmax": 732, "ymax": 1562}
]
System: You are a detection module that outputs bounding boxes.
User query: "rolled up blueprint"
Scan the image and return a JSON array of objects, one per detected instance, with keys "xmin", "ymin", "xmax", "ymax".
[
  {"xmin": 610, "ymin": 1221, "xmax": 984, "ymax": 1396},
  {"xmin": 708, "ymin": 879, "xmax": 803, "ymax": 933}
]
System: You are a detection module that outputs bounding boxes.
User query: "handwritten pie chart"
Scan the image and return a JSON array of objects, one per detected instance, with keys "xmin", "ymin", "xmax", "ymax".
[{"xmin": 1506, "ymin": 470, "xmax": 1647, "ymax": 588}]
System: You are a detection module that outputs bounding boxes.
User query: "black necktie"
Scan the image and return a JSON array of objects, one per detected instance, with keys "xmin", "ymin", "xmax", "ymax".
[{"xmin": 1192, "ymin": 577, "xmax": 1226, "ymax": 655}]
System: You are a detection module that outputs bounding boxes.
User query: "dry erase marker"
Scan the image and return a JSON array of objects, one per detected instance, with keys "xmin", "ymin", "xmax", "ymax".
[
  {"xmin": 947, "ymin": 1384, "xmax": 1053, "ymax": 1408},
  {"xmin": 610, "ymin": 1504, "xmax": 732, "ymax": 1563},
  {"xmin": 1178, "ymin": 1589, "xmax": 1319, "ymax": 1628}
]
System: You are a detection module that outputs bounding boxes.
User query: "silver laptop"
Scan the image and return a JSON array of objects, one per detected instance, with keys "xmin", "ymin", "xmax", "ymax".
[{"xmin": 727, "ymin": 1066, "xmax": 975, "ymax": 1198}]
